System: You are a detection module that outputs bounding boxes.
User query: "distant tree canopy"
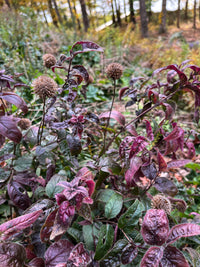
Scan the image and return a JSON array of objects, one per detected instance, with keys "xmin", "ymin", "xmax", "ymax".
[{"xmin": 1, "ymin": 0, "xmax": 199, "ymax": 36}]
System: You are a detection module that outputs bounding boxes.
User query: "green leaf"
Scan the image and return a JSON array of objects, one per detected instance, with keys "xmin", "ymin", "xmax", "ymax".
[
  {"xmin": 13, "ymin": 155, "xmax": 33, "ymax": 172},
  {"xmin": 67, "ymin": 227, "xmax": 83, "ymax": 243},
  {"xmin": 100, "ymin": 239, "xmax": 128, "ymax": 267},
  {"xmin": 185, "ymin": 162, "xmax": 200, "ymax": 171},
  {"xmin": 118, "ymin": 199, "xmax": 144, "ymax": 236},
  {"xmin": 94, "ymin": 224, "xmax": 114, "ymax": 261},
  {"xmin": 105, "ymin": 192, "xmax": 123, "ymax": 219},
  {"xmin": 97, "ymin": 189, "xmax": 116, "ymax": 203},
  {"xmin": 83, "ymin": 222, "xmax": 102, "ymax": 251},
  {"xmin": 45, "ymin": 174, "xmax": 66, "ymax": 198}
]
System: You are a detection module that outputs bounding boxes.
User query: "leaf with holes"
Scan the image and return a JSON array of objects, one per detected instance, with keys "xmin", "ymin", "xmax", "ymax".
[{"xmin": 94, "ymin": 224, "xmax": 114, "ymax": 261}]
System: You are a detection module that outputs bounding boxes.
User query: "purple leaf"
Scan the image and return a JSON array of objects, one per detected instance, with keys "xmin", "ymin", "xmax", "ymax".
[
  {"xmin": 0, "ymin": 242, "xmax": 26, "ymax": 267},
  {"xmin": 40, "ymin": 209, "xmax": 58, "ymax": 243},
  {"xmin": 99, "ymin": 110, "xmax": 125, "ymax": 126},
  {"xmin": 0, "ymin": 210, "xmax": 42, "ymax": 241},
  {"xmin": 1, "ymin": 92, "xmax": 28, "ymax": 113},
  {"xmin": 164, "ymin": 125, "xmax": 184, "ymax": 141},
  {"xmin": 7, "ymin": 181, "xmax": 31, "ymax": 210},
  {"xmin": 166, "ymin": 223, "xmax": 200, "ymax": 244},
  {"xmin": 51, "ymin": 65, "xmax": 67, "ymax": 73},
  {"xmin": 70, "ymin": 41, "xmax": 104, "ymax": 56},
  {"xmin": 121, "ymin": 244, "xmax": 138, "ymax": 264},
  {"xmin": 0, "ymin": 115, "xmax": 22, "ymax": 143},
  {"xmin": 71, "ymin": 65, "xmax": 89, "ymax": 83},
  {"xmin": 140, "ymin": 246, "xmax": 163, "ymax": 267},
  {"xmin": 44, "ymin": 239, "xmax": 74, "ymax": 267},
  {"xmin": 157, "ymin": 151, "xmax": 167, "ymax": 172},
  {"xmin": 162, "ymin": 103, "xmax": 175, "ymax": 120},
  {"xmin": 167, "ymin": 70, "xmax": 177, "ymax": 83},
  {"xmin": 187, "ymin": 64, "xmax": 200, "ymax": 74},
  {"xmin": 0, "ymin": 134, "xmax": 5, "ymax": 148},
  {"xmin": 154, "ymin": 177, "xmax": 178, "ymax": 197},
  {"xmin": 141, "ymin": 163, "xmax": 157, "ymax": 180},
  {"xmin": 126, "ymin": 124, "xmax": 138, "ymax": 136},
  {"xmin": 119, "ymin": 86, "xmax": 129, "ymax": 100},
  {"xmin": 141, "ymin": 209, "xmax": 169, "ymax": 246},
  {"xmin": 0, "ymin": 153, "xmax": 15, "ymax": 163},
  {"xmin": 129, "ymin": 136, "xmax": 148, "ymax": 159},
  {"xmin": 66, "ymin": 134, "xmax": 82, "ymax": 156},
  {"xmin": 186, "ymin": 141, "xmax": 196, "ymax": 159},
  {"xmin": 119, "ymin": 136, "xmax": 135, "ymax": 158},
  {"xmin": 167, "ymin": 159, "xmax": 191, "ymax": 169},
  {"xmin": 67, "ymin": 243, "xmax": 91, "ymax": 266},
  {"xmin": 27, "ymin": 257, "xmax": 45, "ymax": 267},
  {"xmin": 50, "ymin": 201, "xmax": 75, "ymax": 240},
  {"xmin": 145, "ymin": 120, "xmax": 154, "ymax": 141},
  {"xmin": 125, "ymin": 157, "xmax": 142, "ymax": 187},
  {"xmin": 160, "ymin": 245, "xmax": 189, "ymax": 267}
]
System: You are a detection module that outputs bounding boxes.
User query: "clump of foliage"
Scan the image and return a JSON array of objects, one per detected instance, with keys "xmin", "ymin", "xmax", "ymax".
[{"xmin": 1, "ymin": 40, "xmax": 200, "ymax": 267}]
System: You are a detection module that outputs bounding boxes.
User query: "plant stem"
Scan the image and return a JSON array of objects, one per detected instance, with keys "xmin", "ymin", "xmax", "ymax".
[{"xmin": 37, "ymin": 97, "xmax": 46, "ymax": 145}]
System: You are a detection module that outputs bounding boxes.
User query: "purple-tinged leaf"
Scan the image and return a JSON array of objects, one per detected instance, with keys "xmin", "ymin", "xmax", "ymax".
[
  {"xmin": 27, "ymin": 257, "xmax": 45, "ymax": 267},
  {"xmin": 164, "ymin": 125, "xmax": 184, "ymax": 141},
  {"xmin": 50, "ymin": 201, "xmax": 75, "ymax": 240},
  {"xmin": 0, "ymin": 134, "xmax": 5, "ymax": 148},
  {"xmin": 145, "ymin": 120, "xmax": 154, "ymax": 141},
  {"xmin": 0, "ymin": 115, "xmax": 22, "ymax": 143},
  {"xmin": 7, "ymin": 181, "xmax": 31, "ymax": 210},
  {"xmin": 186, "ymin": 141, "xmax": 196, "ymax": 159},
  {"xmin": 141, "ymin": 163, "xmax": 157, "ymax": 180},
  {"xmin": 167, "ymin": 159, "xmax": 191, "ymax": 169},
  {"xmin": 99, "ymin": 110, "xmax": 125, "ymax": 126},
  {"xmin": 67, "ymin": 89, "xmax": 77, "ymax": 102},
  {"xmin": 0, "ymin": 153, "xmax": 15, "ymax": 163},
  {"xmin": 78, "ymin": 203, "xmax": 93, "ymax": 223},
  {"xmin": 46, "ymin": 164, "xmax": 56, "ymax": 183},
  {"xmin": 129, "ymin": 76, "xmax": 144, "ymax": 86},
  {"xmin": 154, "ymin": 177, "xmax": 178, "ymax": 197},
  {"xmin": 66, "ymin": 134, "xmax": 82, "ymax": 156},
  {"xmin": 67, "ymin": 243, "xmax": 91, "ymax": 266},
  {"xmin": 153, "ymin": 64, "xmax": 187, "ymax": 84},
  {"xmin": 141, "ymin": 209, "xmax": 169, "ymax": 246},
  {"xmin": 162, "ymin": 103, "xmax": 175, "ymax": 120},
  {"xmin": 0, "ymin": 210, "xmax": 43, "ymax": 241},
  {"xmin": 51, "ymin": 65, "xmax": 67, "ymax": 73},
  {"xmin": 160, "ymin": 245, "xmax": 189, "ymax": 267},
  {"xmin": 126, "ymin": 124, "xmax": 138, "ymax": 136},
  {"xmin": 0, "ymin": 242, "xmax": 26, "ymax": 267},
  {"xmin": 125, "ymin": 157, "xmax": 142, "ymax": 187},
  {"xmin": 44, "ymin": 239, "xmax": 74, "ymax": 267},
  {"xmin": 57, "ymin": 54, "xmax": 71, "ymax": 66},
  {"xmin": 168, "ymin": 197, "xmax": 187, "ymax": 212},
  {"xmin": 70, "ymin": 41, "xmax": 104, "ymax": 56},
  {"xmin": 167, "ymin": 70, "xmax": 177, "ymax": 83},
  {"xmin": 119, "ymin": 136, "xmax": 135, "ymax": 158},
  {"xmin": 119, "ymin": 86, "xmax": 129, "ymax": 101},
  {"xmin": 157, "ymin": 151, "xmax": 167, "ymax": 172},
  {"xmin": 129, "ymin": 136, "xmax": 148, "ymax": 159},
  {"xmin": 140, "ymin": 246, "xmax": 163, "ymax": 267},
  {"xmin": 166, "ymin": 223, "xmax": 200, "ymax": 245},
  {"xmin": 187, "ymin": 64, "xmax": 200, "ymax": 74},
  {"xmin": 40, "ymin": 209, "xmax": 58, "ymax": 243},
  {"xmin": 71, "ymin": 65, "xmax": 89, "ymax": 83},
  {"xmin": 121, "ymin": 244, "xmax": 138, "ymax": 265},
  {"xmin": 148, "ymin": 89, "xmax": 159, "ymax": 103}
]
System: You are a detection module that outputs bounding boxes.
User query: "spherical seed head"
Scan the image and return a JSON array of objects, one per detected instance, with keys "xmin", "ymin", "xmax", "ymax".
[
  {"xmin": 18, "ymin": 118, "xmax": 31, "ymax": 130},
  {"xmin": 176, "ymin": 201, "xmax": 187, "ymax": 213},
  {"xmin": 32, "ymin": 76, "xmax": 57, "ymax": 99},
  {"xmin": 106, "ymin": 63, "xmax": 123, "ymax": 80},
  {"xmin": 151, "ymin": 194, "xmax": 172, "ymax": 215},
  {"xmin": 42, "ymin": 54, "xmax": 57, "ymax": 69}
]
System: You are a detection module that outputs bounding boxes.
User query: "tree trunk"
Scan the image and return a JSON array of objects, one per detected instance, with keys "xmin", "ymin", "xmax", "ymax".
[
  {"xmin": 193, "ymin": 0, "xmax": 197, "ymax": 29},
  {"xmin": 129, "ymin": 0, "xmax": 136, "ymax": 24},
  {"xmin": 72, "ymin": 0, "xmax": 81, "ymax": 30},
  {"xmin": 115, "ymin": 0, "xmax": 121, "ymax": 26},
  {"xmin": 184, "ymin": 0, "xmax": 188, "ymax": 20},
  {"xmin": 47, "ymin": 0, "xmax": 58, "ymax": 27},
  {"xmin": 79, "ymin": 0, "xmax": 90, "ymax": 32},
  {"xmin": 199, "ymin": 0, "xmax": 200, "ymax": 21},
  {"xmin": 4, "ymin": 0, "xmax": 11, "ymax": 8},
  {"xmin": 123, "ymin": 0, "xmax": 127, "ymax": 22},
  {"xmin": 177, "ymin": 0, "xmax": 180, "ymax": 28},
  {"xmin": 159, "ymin": 0, "xmax": 167, "ymax": 33},
  {"xmin": 139, "ymin": 0, "xmax": 148, "ymax": 37},
  {"xmin": 52, "ymin": 0, "xmax": 63, "ymax": 25},
  {"xmin": 111, "ymin": 0, "xmax": 116, "ymax": 26}
]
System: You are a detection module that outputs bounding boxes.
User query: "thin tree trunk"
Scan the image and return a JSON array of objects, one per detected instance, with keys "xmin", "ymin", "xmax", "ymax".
[
  {"xmin": 185, "ymin": 0, "xmax": 188, "ymax": 20},
  {"xmin": 123, "ymin": 0, "xmax": 127, "ymax": 22},
  {"xmin": 79, "ymin": 0, "xmax": 90, "ymax": 32},
  {"xmin": 111, "ymin": 0, "xmax": 116, "ymax": 26},
  {"xmin": 52, "ymin": 0, "xmax": 63, "ymax": 25},
  {"xmin": 159, "ymin": 0, "xmax": 167, "ymax": 33},
  {"xmin": 115, "ymin": 0, "xmax": 121, "ymax": 26},
  {"xmin": 42, "ymin": 8, "xmax": 49, "ymax": 26},
  {"xmin": 139, "ymin": 0, "xmax": 148, "ymax": 37},
  {"xmin": 193, "ymin": 0, "xmax": 197, "ymax": 29},
  {"xmin": 67, "ymin": 0, "xmax": 76, "ymax": 28},
  {"xmin": 4, "ymin": 0, "xmax": 11, "ymax": 8},
  {"xmin": 72, "ymin": 0, "xmax": 81, "ymax": 30},
  {"xmin": 47, "ymin": 0, "xmax": 58, "ymax": 27},
  {"xmin": 129, "ymin": 0, "xmax": 136, "ymax": 24},
  {"xmin": 177, "ymin": 0, "xmax": 180, "ymax": 28}
]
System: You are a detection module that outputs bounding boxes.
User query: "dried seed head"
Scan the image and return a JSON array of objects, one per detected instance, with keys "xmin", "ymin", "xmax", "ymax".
[
  {"xmin": 32, "ymin": 76, "xmax": 57, "ymax": 99},
  {"xmin": 88, "ymin": 75, "xmax": 94, "ymax": 84},
  {"xmin": 18, "ymin": 118, "xmax": 31, "ymax": 130},
  {"xmin": 175, "ymin": 201, "xmax": 187, "ymax": 213},
  {"xmin": 151, "ymin": 194, "xmax": 172, "ymax": 215},
  {"xmin": 42, "ymin": 54, "xmax": 57, "ymax": 69},
  {"xmin": 106, "ymin": 63, "xmax": 123, "ymax": 80}
]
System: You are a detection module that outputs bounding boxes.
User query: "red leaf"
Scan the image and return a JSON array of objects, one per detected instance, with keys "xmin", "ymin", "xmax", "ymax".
[
  {"xmin": 126, "ymin": 124, "xmax": 138, "ymax": 136},
  {"xmin": 186, "ymin": 141, "xmax": 196, "ymax": 159},
  {"xmin": 129, "ymin": 136, "xmax": 148, "ymax": 159},
  {"xmin": 99, "ymin": 110, "xmax": 125, "ymax": 126},
  {"xmin": 1, "ymin": 92, "xmax": 28, "ymax": 113},
  {"xmin": 45, "ymin": 240, "xmax": 74, "ymax": 267},
  {"xmin": 167, "ymin": 159, "xmax": 191, "ymax": 169},
  {"xmin": 160, "ymin": 245, "xmax": 189, "ymax": 267},
  {"xmin": 140, "ymin": 246, "xmax": 163, "ymax": 267},
  {"xmin": 71, "ymin": 41, "xmax": 104, "ymax": 56},
  {"xmin": 71, "ymin": 65, "xmax": 89, "ymax": 83},
  {"xmin": 119, "ymin": 86, "xmax": 129, "ymax": 101},
  {"xmin": 76, "ymin": 167, "xmax": 94, "ymax": 181},
  {"xmin": 40, "ymin": 209, "xmax": 58, "ymax": 243},
  {"xmin": 0, "ymin": 242, "xmax": 26, "ymax": 267},
  {"xmin": 0, "ymin": 210, "xmax": 43, "ymax": 241},
  {"xmin": 162, "ymin": 103, "xmax": 175, "ymax": 120},
  {"xmin": 157, "ymin": 151, "xmax": 167, "ymax": 172},
  {"xmin": 0, "ymin": 115, "xmax": 22, "ymax": 143},
  {"xmin": 166, "ymin": 223, "xmax": 200, "ymax": 244},
  {"xmin": 125, "ymin": 157, "xmax": 142, "ymax": 187},
  {"xmin": 145, "ymin": 120, "xmax": 154, "ymax": 141},
  {"xmin": 141, "ymin": 209, "xmax": 169, "ymax": 246},
  {"xmin": 67, "ymin": 243, "xmax": 91, "ymax": 266},
  {"xmin": 164, "ymin": 125, "xmax": 184, "ymax": 141},
  {"xmin": 27, "ymin": 257, "xmax": 45, "ymax": 267},
  {"xmin": 187, "ymin": 64, "xmax": 200, "ymax": 74}
]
